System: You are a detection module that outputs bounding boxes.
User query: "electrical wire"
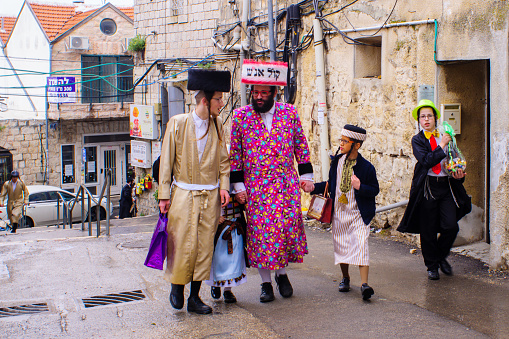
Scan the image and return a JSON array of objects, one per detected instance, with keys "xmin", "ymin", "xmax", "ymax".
[{"xmin": 321, "ymin": 0, "xmax": 359, "ymax": 18}]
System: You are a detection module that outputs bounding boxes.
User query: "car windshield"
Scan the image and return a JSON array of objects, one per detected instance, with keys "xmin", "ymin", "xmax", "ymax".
[{"xmin": 59, "ymin": 191, "xmax": 75, "ymax": 202}]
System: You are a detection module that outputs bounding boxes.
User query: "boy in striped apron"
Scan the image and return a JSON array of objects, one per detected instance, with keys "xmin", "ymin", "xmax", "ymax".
[{"xmin": 311, "ymin": 125, "xmax": 379, "ymax": 300}]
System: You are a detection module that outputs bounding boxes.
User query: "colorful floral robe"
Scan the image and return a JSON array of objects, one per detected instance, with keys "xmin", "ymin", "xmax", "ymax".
[{"xmin": 230, "ymin": 102, "xmax": 313, "ymax": 270}]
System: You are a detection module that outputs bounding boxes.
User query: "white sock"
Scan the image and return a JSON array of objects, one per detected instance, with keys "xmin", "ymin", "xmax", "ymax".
[
  {"xmin": 258, "ymin": 268, "xmax": 272, "ymax": 283},
  {"xmin": 275, "ymin": 267, "xmax": 287, "ymax": 276}
]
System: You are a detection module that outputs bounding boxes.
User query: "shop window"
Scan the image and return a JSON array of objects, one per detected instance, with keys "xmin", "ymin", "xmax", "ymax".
[
  {"xmin": 85, "ymin": 146, "xmax": 98, "ymax": 184},
  {"xmin": 354, "ymin": 36, "xmax": 382, "ymax": 79},
  {"xmin": 0, "ymin": 147, "xmax": 13, "ymax": 187},
  {"xmin": 61, "ymin": 145, "xmax": 75, "ymax": 184},
  {"xmin": 81, "ymin": 55, "xmax": 134, "ymax": 103}
]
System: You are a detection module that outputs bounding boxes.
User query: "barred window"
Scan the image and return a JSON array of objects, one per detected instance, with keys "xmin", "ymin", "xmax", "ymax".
[{"xmin": 81, "ymin": 55, "xmax": 134, "ymax": 103}]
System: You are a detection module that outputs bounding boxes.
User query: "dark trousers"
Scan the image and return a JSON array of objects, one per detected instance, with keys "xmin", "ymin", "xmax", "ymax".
[{"xmin": 419, "ymin": 176, "xmax": 459, "ymax": 271}]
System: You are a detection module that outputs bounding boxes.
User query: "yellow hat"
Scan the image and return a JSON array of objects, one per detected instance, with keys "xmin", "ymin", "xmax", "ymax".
[{"xmin": 412, "ymin": 99, "xmax": 440, "ymax": 121}]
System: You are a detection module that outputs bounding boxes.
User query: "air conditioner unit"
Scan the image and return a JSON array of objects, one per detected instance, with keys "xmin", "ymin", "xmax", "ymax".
[{"xmin": 69, "ymin": 36, "xmax": 89, "ymax": 50}]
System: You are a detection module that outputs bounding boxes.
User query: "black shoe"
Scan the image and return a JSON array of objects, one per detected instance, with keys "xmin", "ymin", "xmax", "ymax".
[
  {"xmin": 169, "ymin": 284, "xmax": 184, "ymax": 310},
  {"xmin": 187, "ymin": 296, "xmax": 212, "ymax": 314},
  {"xmin": 338, "ymin": 277, "xmax": 351, "ymax": 292},
  {"xmin": 211, "ymin": 286, "xmax": 221, "ymax": 299},
  {"xmin": 361, "ymin": 283, "xmax": 374, "ymax": 300},
  {"xmin": 223, "ymin": 290, "xmax": 237, "ymax": 303},
  {"xmin": 428, "ymin": 269, "xmax": 440, "ymax": 280},
  {"xmin": 439, "ymin": 259, "xmax": 453, "ymax": 276},
  {"xmin": 11, "ymin": 223, "xmax": 17, "ymax": 233},
  {"xmin": 260, "ymin": 282, "xmax": 275, "ymax": 303},
  {"xmin": 275, "ymin": 274, "xmax": 293, "ymax": 298}
]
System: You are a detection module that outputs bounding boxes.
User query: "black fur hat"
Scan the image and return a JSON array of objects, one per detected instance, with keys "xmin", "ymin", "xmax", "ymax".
[{"xmin": 187, "ymin": 69, "xmax": 231, "ymax": 92}]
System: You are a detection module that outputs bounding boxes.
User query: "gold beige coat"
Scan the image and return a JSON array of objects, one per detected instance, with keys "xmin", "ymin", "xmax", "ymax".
[
  {"xmin": 159, "ymin": 113, "xmax": 230, "ymax": 284},
  {"xmin": 0, "ymin": 179, "xmax": 29, "ymax": 224}
]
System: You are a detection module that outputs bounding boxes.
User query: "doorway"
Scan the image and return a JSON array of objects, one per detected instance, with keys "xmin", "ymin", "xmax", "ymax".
[
  {"xmin": 100, "ymin": 145, "xmax": 121, "ymax": 195},
  {"xmin": 437, "ymin": 59, "xmax": 489, "ymax": 244}
]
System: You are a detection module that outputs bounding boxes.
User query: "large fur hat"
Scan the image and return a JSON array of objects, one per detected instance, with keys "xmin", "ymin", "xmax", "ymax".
[{"xmin": 187, "ymin": 69, "xmax": 231, "ymax": 92}]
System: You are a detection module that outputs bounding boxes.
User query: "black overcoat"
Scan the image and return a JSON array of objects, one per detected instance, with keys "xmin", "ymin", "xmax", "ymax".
[
  {"xmin": 397, "ymin": 131, "xmax": 472, "ymax": 234},
  {"xmin": 119, "ymin": 183, "xmax": 133, "ymax": 219},
  {"xmin": 311, "ymin": 153, "xmax": 379, "ymax": 225}
]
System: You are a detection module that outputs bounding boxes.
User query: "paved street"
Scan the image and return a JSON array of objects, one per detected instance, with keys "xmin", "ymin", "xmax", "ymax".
[{"xmin": 0, "ymin": 215, "xmax": 508, "ymax": 338}]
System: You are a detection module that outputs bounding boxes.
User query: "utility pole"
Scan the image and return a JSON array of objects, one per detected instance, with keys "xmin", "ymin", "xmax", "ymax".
[
  {"xmin": 268, "ymin": 0, "xmax": 276, "ymax": 61},
  {"xmin": 240, "ymin": 0, "xmax": 250, "ymax": 106}
]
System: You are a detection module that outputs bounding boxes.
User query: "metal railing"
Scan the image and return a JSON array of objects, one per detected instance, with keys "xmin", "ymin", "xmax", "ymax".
[{"xmin": 57, "ymin": 169, "xmax": 112, "ymax": 237}]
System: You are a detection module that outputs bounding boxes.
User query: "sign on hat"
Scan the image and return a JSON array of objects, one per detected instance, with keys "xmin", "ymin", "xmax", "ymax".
[{"xmin": 241, "ymin": 60, "xmax": 288, "ymax": 86}]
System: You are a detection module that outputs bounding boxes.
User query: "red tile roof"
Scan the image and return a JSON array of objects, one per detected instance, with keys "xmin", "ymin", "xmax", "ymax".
[
  {"xmin": 29, "ymin": 3, "xmax": 77, "ymax": 40},
  {"xmin": 0, "ymin": 16, "xmax": 16, "ymax": 44},
  {"xmin": 27, "ymin": 2, "xmax": 134, "ymax": 41}
]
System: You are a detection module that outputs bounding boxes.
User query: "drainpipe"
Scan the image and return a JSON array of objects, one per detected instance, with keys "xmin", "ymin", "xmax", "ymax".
[
  {"xmin": 45, "ymin": 43, "xmax": 52, "ymax": 184},
  {"xmin": 240, "ymin": 0, "xmax": 250, "ymax": 106},
  {"xmin": 313, "ymin": 18, "xmax": 330, "ymax": 180},
  {"xmin": 268, "ymin": 0, "xmax": 276, "ymax": 61}
]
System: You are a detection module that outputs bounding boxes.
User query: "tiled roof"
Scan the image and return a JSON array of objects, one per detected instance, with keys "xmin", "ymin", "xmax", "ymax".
[
  {"xmin": 27, "ymin": 3, "xmax": 134, "ymax": 41},
  {"xmin": 29, "ymin": 3, "xmax": 77, "ymax": 40},
  {"xmin": 0, "ymin": 16, "xmax": 16, "ymax": 44}
]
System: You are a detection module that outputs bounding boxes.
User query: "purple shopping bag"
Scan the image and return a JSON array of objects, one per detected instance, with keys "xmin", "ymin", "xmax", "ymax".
[{"xmin": 144, "ymin": 213, "xmax": 168, "ymax": 270}]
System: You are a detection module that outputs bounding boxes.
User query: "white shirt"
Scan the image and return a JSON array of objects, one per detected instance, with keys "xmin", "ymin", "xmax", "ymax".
[
  {"xmin": 233, "ymin": 103, "xmax": 313, "ymax": 194},
  {"xmin": 12, "ymin": 181, "xmax": 17, "ymax": 191},
  {"xmin": 427, "ymin": 134, "xmax": 449, "ymax": 177},
  {"xmin": 192, "ymin": 110, "xmax": 209, "ymax": 162}
]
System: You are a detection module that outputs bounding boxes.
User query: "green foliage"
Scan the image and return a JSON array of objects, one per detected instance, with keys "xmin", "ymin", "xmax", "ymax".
[
  {"xmin": 0, "ymin": 125, "xmax": 5, "ymax": 132},
  {"xmin": 197, "ymin": 62, "xmax": 213, "ymax": 69},
  {"xmin": 153, "ymin": 188, "xmax": 158, "ymax": 201},
  {"xmin": 128, "ymin": 35, "xmax": 146, "ymax": 52}
]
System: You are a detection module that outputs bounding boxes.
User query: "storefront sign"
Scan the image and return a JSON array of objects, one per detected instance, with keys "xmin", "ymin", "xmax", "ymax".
[
  {"xmin": 131, "ymin": 140, "xmax": 152, "ymax": 168},
  {"xmin": 47, "ymin": 77, "xmax": 76, "ymax": 103},
  {"xmin": 130, "ymin": 104, "xmax": 158, "ymax": 140}
]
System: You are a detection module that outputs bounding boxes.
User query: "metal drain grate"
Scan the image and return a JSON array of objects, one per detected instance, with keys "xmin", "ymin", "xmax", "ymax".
[
  {"xmin": 82, "ymin": 290, "xmax": 146, "ymax": 308},
  {"xmin": 0, "ymin": 303, "xmax": 49, "ymax": 318}
]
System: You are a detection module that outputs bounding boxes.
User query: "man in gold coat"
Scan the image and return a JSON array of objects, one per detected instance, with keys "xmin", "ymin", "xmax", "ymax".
[
  {"xmin": 158, "ymin": 69, "xmax": 231, "ymax": 314},
  {"xmin": 0, "ymin": 170, "xmax": 29, "ymax": 233}
]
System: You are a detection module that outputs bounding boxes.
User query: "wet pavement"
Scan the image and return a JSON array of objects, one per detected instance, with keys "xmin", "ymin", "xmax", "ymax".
[{"xmin": 0, "ymin": 215, "xmax": 507, "ymax": 338}]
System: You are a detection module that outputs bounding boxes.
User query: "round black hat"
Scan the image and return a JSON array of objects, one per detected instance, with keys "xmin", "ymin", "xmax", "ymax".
[{"xmin": 187, "ymin": 69, "xmax": 231, "ymax": 93}]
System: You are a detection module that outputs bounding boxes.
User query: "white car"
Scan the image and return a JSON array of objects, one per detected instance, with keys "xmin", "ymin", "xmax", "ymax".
[{"xmin": 0, "ymin": 185, "xmax": 113, "ymax": 228}]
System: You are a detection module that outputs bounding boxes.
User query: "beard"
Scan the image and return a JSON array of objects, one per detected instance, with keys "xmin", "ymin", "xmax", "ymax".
[{"xmin": 251, "ymin": 95, "xmax": 275, "ymax": 113}]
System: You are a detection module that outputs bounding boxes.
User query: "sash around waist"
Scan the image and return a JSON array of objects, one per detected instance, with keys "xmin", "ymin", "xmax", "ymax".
[{"xmin": 173, "ymin": 179, "xmax": 220, "ymax": 191}]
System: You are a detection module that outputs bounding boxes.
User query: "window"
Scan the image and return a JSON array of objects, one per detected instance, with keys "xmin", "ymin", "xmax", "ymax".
[
  {"xmin": 0, "ymin": 147, "xmax": 13, "ymax": 188},
  {"xmin": 354, "ymin": 36, "xmax": 382, "ymax": 79},
  {"xmin": 100, "ymin": 19, "xmax": 117, "ymax": 35},
  {"xmin": 81, "ymin": 56, "xmax": 134, "ymax": 103},
  {"xmin": 29, "ymin": 192, "xmax": 50, "ymax": 203},
  {"xmin": 59, "ymin": 191, "xmax": 76, "ymax": 202},
  {"xmin": 61, "ymin": 145, "xmax": 75, "ymax": 184}
]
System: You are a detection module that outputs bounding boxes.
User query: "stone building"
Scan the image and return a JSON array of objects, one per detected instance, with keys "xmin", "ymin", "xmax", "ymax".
[
  {"xmin": 0, "ymin": 2, "xmax": 135, "ymax": 196},
  {"xmin": 133, "ymin": 0, "xmax": 509, "ymax": 270}
]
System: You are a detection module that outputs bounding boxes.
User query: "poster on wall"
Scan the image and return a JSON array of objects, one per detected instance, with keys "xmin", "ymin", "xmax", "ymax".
[
  {"xmin": 130, "ymin": 104, "xmax": 159, "ymax": 140},
  {"xmin": 151, "ymin": 141, "xmax": 161, "ymax": 164},
  {"xmin": 47, "ymin": 77, "xmax": 76, "ymax": 103},
  {"xmin": 131, "ymin": 140, "xmax": 152, "ymax": 168}
]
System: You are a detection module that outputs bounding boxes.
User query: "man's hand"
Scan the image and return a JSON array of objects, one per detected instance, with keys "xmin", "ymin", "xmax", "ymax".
[
  {"xmin": 351, "ymin": 175, "xmax": 361, "ymax": 190},
  {"xmin": 452, "ymin": 168, "xmax": 466, "ymax": 180},
  {"xmin": 235, "ymin": 191, "xmax": 248, "ymax": 204},
  {"xmin": 299, "ymin": 180, "xmax": 314, "ymax": 193},
  {"xmin": 0, "ymin": 203, "xmax": 3, "ymax": 208},
  {"xmin": 220, "ymin": 190, "xmax": 230, "ymax": 208},
  {"xmin": 159, "ymin": 199, "xmax": 170, "ymax": 214}
]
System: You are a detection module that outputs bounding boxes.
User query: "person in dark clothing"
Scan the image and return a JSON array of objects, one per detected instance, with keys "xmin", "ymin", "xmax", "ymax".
[
  {"xmin": 119, "ymin": 177, "xmax": 135, "ymax": 219},
  {"xmin": 311, "ymin": 125, "xmax": 379, "ymax": 300},
  {"xmin": 397, "ymin": 100, "xmax": 471, "ymax": 281}
]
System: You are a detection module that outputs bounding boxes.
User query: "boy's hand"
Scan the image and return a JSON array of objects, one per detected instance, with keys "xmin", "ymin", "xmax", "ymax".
[
  {"xmin": 299, "ymin": 180, "xmax": 314, "ymax": 193},
  {"xmin": 439, "ymin": 133, "xmax": 452, "ymax": 149},
  {"xmin": 235, "ymin": 191, "xmax": 247, "ymax": 204},
  {"xmin": 220, "ymin": 190, "xmax": 230, "ymax": 208},
  {"xmin": 219, "ymin": 216, "xmax": 226, "ymax": 224},
  {"xmin": 351, "ymin": 175, "xmax": 361, "ymax": 190},
  {"xmin": 452, "ymin": 168, "xmax": 466, "ymax": 180}
]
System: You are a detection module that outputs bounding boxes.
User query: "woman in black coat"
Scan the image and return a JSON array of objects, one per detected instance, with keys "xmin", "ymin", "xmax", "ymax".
[
  {"xmin": 119, "ymin": 177, "xmax": 135, "ymax": 219},
  {"xmin": 398, "ymin": 100, "xmax": 471, "ymax": 280}
]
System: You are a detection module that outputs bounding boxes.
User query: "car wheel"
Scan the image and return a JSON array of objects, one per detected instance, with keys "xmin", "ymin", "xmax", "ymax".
[
  {"xmin": 87, "ymin": 206, "xmax": 107, "ymax": 221},
  {"xmin": 20, "ymin": 216, "xmax": 34, "ymax": 228}
]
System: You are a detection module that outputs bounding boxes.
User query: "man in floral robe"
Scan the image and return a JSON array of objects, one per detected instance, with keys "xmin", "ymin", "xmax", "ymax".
[{"xmin": 230, "ymin": 60, "xmax": 314, "ymax": 303}]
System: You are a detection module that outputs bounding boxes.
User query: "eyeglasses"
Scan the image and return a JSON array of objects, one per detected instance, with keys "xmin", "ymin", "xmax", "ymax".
[
  {"xmin": 251, "ymin": 90, "xmax": 271, "ymax": 97},
  {"xmin": 339, "ymin": 139, "xmax": 354, "ymax": 145},
  {"xmin": 419, "ymin": 114, "xmax": 434, "ymax": 120},
  {"xmin": 211, "ymin": 97, "xmax": 224, "ymax": 103}
]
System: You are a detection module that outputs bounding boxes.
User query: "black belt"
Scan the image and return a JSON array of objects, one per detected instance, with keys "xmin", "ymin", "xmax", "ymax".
[{"xmin": 428, "ymin": 175, "xmax": 449, "ymax": 183}]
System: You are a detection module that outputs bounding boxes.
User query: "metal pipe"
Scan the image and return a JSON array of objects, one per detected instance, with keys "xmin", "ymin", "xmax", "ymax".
[
  {"xmin": 88, "ymin": 193, "xmax": 92, "ymax": 236},
  {"xmin": 106, "ymin": 172, "xmax": 111, "ymax": 236},
  {"xmin": 81, "ymin": 186, "xmax": 85, "ymax": 231},
  {"xmin": 375, "ymin": 200, "xmax": 408, "ymax": 213},
  {"xmin": 313, "ymin": 18, "xmax": 330, "ymax": 180},
  {"xmin": 56, "ymin": 195, "xmax": 60, "ymax": 228},
  {"xmin": 268, "ymin": 0, "xmax": 275, "ymax": 60},
  {"xmin": 45, "ymin": 44, "xmax": 53, "ymax": 184},
  {"xmin": 240, "ymin": 0, "xmax": 250, "ymax": 106}
]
